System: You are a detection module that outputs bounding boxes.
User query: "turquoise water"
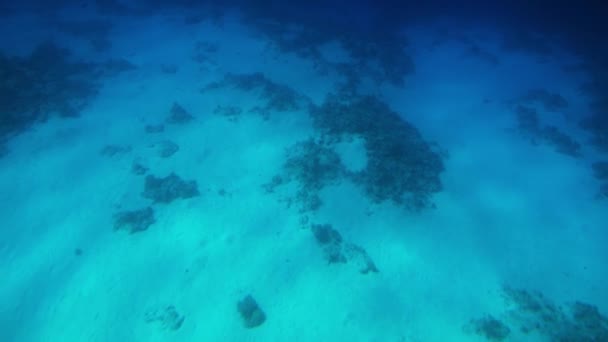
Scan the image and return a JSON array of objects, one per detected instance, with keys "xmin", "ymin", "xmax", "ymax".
[{"xmin": 1, "ymin": 2, "xmax": 607, "ymax": 341}]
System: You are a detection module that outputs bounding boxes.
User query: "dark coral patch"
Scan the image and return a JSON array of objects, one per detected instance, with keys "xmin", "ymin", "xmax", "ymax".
[
  {"xmin": 142, "ymin": 173, "xmax": 199, "ymax": 204},
  {"xmin": 113, "ymin": 207, "xmax": 155, "ymax": 233}
]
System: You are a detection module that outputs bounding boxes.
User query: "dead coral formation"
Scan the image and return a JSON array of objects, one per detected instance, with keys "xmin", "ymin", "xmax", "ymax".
[
  {"xmin": 145, "ymin": 124, "xmax": 165, "ymax": 133},
  {"xmin": 311, "ymin": 223, "xmax": 346, "ymax": 264},
  {"xmin": 520, "ymin": 88, "xmax": 568, "ymax": 112},
  {"xmin": 131, "ymin": 162, "xmax": 148, "ymax": 175},
  {"xmin": 203, "ymin": 73, "xmax": 309, "ymax": 115},
  {"xmin": 466, "ymin": 315, "xmax": 511, "ymax": 341},
  {"xmin": 100, "ymin": 144, "xmax": 132, "ymax": 157},
  {"xmin": 142, "ymin": 173, "xmax": 199, "ymax": 204},
  {"xmin": 515, "ymin": 105, "xmax": 542, "ymax": 137},
  {"xmin": 311, "ymin": 93, "xmax": 444, "ymax": 210},
  {"xmin": 541, "ymin": 125, "xmax": 581, "ymax": 157},
  {"xmin": 113, "ymin": 207, "xmax": 155, "ymax": 233},
  {"xmin": 0, "ymin": 42, "xmax": 100, "ymax": 138},
  {"xmin": 503, "ymin": 286, "xmax": 608, "ymax": 340},
  {"xmin": 0, "ymin": 41, "xmax": 135, "ymax": 154},
  {"xmin": 592, "ymin": 161, "xmax": 608, "ymax": 180},
  {"xmin": 311, "ymin": 223, "xmax": 378, "ymax": 274},
  {"xmin": 145, "ymin": 305, "xmax": 185, "ymax": 331},
  {"xmin": 243, "ymin": 12, "xmax": 415, "ymax": 87},
  {"xmin": 213, "ymin": 105, "xmax": 242, "ymax": 122},
  {"xmin": 266, "ymin": 138, "xmax": 345, "ymax": 212}
]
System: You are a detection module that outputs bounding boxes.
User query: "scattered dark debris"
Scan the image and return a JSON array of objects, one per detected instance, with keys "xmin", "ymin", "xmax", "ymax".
[
  {"xmin": 541, "ymin": 125, "xmax": 581, "ymax": 157},
  {"xmin": 166, "ymin": 102, "xmax": 194, "ymax": 124},
  {"xmin": 245, "ymin": 15, "xmax": 414, "ymax": 86},
  {"xmin": 502, "ymin": 30, "xmax": 554, "ymax": 57},
  {"xmin": 311, "ymin": 223, "xmax": 378, "ymax": 274},
  {"xmin": 515, "ymin": 105, "xmax": 542, "ymax": 137},
  {"xmin": 466, "ymin": 315, "xmax": 511, "ymax": 341},
  {"xmin": 237, "ymin": 295, "xmax": 266, "ymax": 329},
  {"xmin": 592, "ymin": 161, "xmax": 608, "ymax": 180},
  {"xmin": 284, "ymin": 139, "xmax": 344, "ymax": 193},
  {"xmin": 113, "ymin": 207, "xmax": 155, "ymax": 234},
  {"xmin": 468, "ymin": 287, "xmax": 608, "ymax": 341},
  {"xmin": 262, "ymin": 175, "xmax": 284, "ymax": 194},
  {"xmin": 203, "ymin": 73, "xmax": 309, "ymax": 115},
  {"xmin": 248, "ymin": 106, "xmax": 272, "ymax": 121},
  {"xmin": 100, "ymin": 144, "xmax": 132, "ymax": 157},
  {"xmin": 514, "ymin": 105, "xmax": 581, "ymax": 157},
  {"xmin": 193, "ymin": 41, "xmax": 219, "ymax": 65},
  {"xmin": 577, "ymin": 71, "xmax": 608, "ymax": 153},
  {"xmin": 142, "ymin": 173, "xmax": 200, "ymax": 204},
  {"xmin": 160, "ymin": 64, "xmax": 178, "ymax": 74},
  {"xmin": 131, "ymin": 162, "xmax": 148, "ymax": 176},
  {"xmin": 101, "ymin": 58, "xmax": 137, "ymax": 76},
  {"xmin": 502, "ymin": 286, "xmax": 608, "ymax": 340},
  {"xmin": 344, "ymin": 244, "xmax": 379, "ymax": 274},
  {"xmin": 520, "ymin": 89, "xmax": 568, "ymax": 112},
  {"xmin": 0, "ymin": 42, "xmax": 102, "ymax": 140},
  {"xmin": 213, "ymin": 105, "xmax": 242, "ymax": 122},
  {"xmin": 145, "ymin": 305, "xmax": 185, "ymax": 331},
  {"xmin": 145, "ymin": 124, "xmax": 165, "ymax": 133},
  {"xmin": 152, "ymin": 140, "xmax": 179, "ymax": 158},
  {"xmin": 599, "ymin": 183, "xmax": 608, "ymax": 198},
  {"xmin": 463, "ymin": 43, "xmax": 500, "ymax": 66},
  {"xmin": 50, "ymin": 18, "xmax": 113, "ymax": 52},
  {"xmin": 312, "ymin": 223, "xmax": 346, "ymax": 264}
]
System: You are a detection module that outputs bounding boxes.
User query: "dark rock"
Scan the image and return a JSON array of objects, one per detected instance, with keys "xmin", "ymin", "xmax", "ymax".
[
  {"xmin": 145, "ymin": 305, "xmax": 184, "ymax": 331},
  {"xmin": 166, "ymin": 102, "xmax": 194, "ymax": 124},
  {"xmin": 142, "ymin": 173, "xmax": 199, "ymax": 204},
  {"xmin": 113, "ymin": 207, "xmax": 155, "ymax": 233},
  {"xmin": 237, "ymin": 295, "xmax": 266, "ymax": 328},
  {"xmin": 145, "ymin": 124, "xmax": 165, "ymax": 133}
]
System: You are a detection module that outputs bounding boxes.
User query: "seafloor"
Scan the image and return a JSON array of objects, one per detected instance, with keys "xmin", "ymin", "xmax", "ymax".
[{"xmin": 1, "ymin": 2, "xmax": 607, "ymax": 341}]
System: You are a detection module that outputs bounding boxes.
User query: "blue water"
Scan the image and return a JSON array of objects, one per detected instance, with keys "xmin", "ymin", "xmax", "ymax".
[{"xmin": 1, "ymin": 1, "xmax": 607, "ymax": 341}]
